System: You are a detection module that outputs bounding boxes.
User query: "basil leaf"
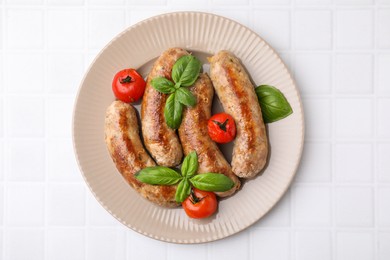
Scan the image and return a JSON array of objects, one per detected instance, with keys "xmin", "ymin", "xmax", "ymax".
[
  {"xmin": 164, "ymin": 93, "xmax": 183, "ymax": 129},
  {"xmin": 190, "ymin": 173, "xmax": 234, "ymax": 192},
  {"xmin": 135, "ymin": 166, "xmax": 183, "ymax": 185},
  {"xmin": 175, "ymin": 179, "xmax": 191, "ymax": 203},
  {"xmin": 150, "ymin": 77, "xmax": 176, "ymax": 94},
  {"xmin": 175, "ymin": 87, "xmax": 196, "ymax": 107},
  {"xmin": 172, "ymin": 55, "xmax": 202, "ymax": 87},
  {"xmin": 255, "ymin": 85, "xmax": 293, "ymax": 123},
  {"xmin": 181, "ymin": 151, "xmax": 198, "ymax": 178}
]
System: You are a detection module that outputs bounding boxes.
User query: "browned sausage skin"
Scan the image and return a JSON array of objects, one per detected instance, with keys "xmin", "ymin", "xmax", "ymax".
[
  {"xmin": 105, "ymin": 101, "xmax": 178, "ymax": 207},
  {"xmin": 178, "ymin": 73, "xmax": 240, "ymax": 197},
  {"xmin": 141, "ymin": 48, "xmax": 188, "ymax": 167},
  {"xmin": 209, "ymin": 51, "xmax": 268, "ymax": 178}
]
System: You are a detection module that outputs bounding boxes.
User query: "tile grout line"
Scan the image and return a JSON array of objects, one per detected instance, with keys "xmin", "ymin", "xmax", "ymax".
[
  {"xmin": 331, "ymin": 1, "xmax": 336, "ymax": 260},
  {"xmin": 43, "ymin": 0, "xmax": 49, "ymax": 259}
]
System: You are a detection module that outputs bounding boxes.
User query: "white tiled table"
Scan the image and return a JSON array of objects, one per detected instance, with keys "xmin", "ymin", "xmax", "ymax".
[{"xmin": 0, "ymin": 0, "xmax": 389, "ymax": 259}]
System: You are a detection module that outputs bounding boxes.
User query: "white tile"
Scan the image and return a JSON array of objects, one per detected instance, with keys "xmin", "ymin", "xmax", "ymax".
[
  {"xmin": 336, "ymin": 187, "xmax": 373, "ymax": 227},
  {"xmin": 378, "ymin": 186, "xmax": 390, "ymax": 227},
  {"xmin": 5, "ymin": 229, "xmax": 44, "ymax": 260},
  {"xmin": 335, "ymin": 143, "xmax": 373, "ymax": 182},
  {"xmin": 4, "ymin": 53, "xmax": 44, "ymax": 93},
  {"xmin": 255, "ymin": 191, "xmax": 290, "ymax": 227},
  {"xmin": 47, "ymin": 98, "xmax": 73, "ymax": 137},
  {"xmin": 294, "ymin": 10, "xmax": 332, "ymax": 50},
  {"xmin": 209, "ymin": 230, "xmax": 249, "ymax": 260},
  {"xmin": 48, "ymin": 139, "xmax": 81, "ymax": 182},
  {"xmin": 336, "ymin": 232, "xmax": 374, "ymax": 260},
  {"xmin": 296, "ymin": 0, "xmax": 330, "ymax": 3},
  {"xmin": 335, "ymin": 54, "xmax": 373, "ymax": 94},
  {"xmin": 335, "ymin": 98, "xmax": 373, "ymax": 138},
  {"xmin": 88, "ymin": 10, "xmax": 125, "ymax": 50},
  {"xmin": 212, "ymin": 0, "xmax": 248, "ymax": 3},
  {"xmin": 378, "ymin": 143, "xmax": 390, "ymax": 182},
  {"xmin": 6, "ymin": 0, "xmax": 42, "ymax": 3},
  {"xmin": 48, "ymin": 228, "xmax": 85, "ymax": 260},
  {"xmin": 48, "ymin": 10, "xmax": 84, "ymax": 49},
  {"xmin": 87, "ymin": 193, "xmax": 119, "ymax": 226},
  {"xmin": 294, "ymin": 53, "xmax": 331, "ymax": 95},
  {"xmin": 335, "ymin": 0, "xmax": 372, "ymax": 3},
  {"xmin": 169, "ymin": 0, "xmax": 208, "ymax": 5},
  {"xmin": 211, "ymin": 9, "xmax": 251, "ymax": 28},
  {"xmin": 48, "ymin": 184, "xmax": 85, "ymax": 226},
  {"xmin": 377, "ymin": 10, "xmax": 390, "ymax": 48},
  {"xmin": 252, "ymin": 0, "xmax": 290, "ymax": 4},
  {"xmin": 0, "ymin": 142, "xmax": 3, "ymax": 181},
  {"xmin": 48, "ymin": 0, "xmax": 84, "ymax": 4},
  {"xmin": 128, "ymin": 0, "xmax": 166, "ymax": 4},
  {"xmin": 48, "ymin": 53, "xmax": 84, "ymax": 94},
  {"xmin": 293, "ymin": 186, "xmax": 331, "ymax": 226},
  {"xmin": 378, "ymin": 99, "xmax": 390, "ymax": 138},
  {"xmin": 379, "ymin": 0, "xmax": 390, "ymax": 4},
  {"xmin": 89, "ymin": 0, "xmax": 123, "ymax": 4},
  {"xmin": 6, "ymin": 9, "xmax": 43, "ymax": 49},
  {"xmin": 303, "ymin": 98, "xmax": 332, "ymax": 139},
  {"xmin": 252, "ymin": 10, "xmax": 290, "ymax": 51},
  {"xmin": 378, "ymin": 232, "xmax": 390, "ymax": 260},
  {"xmin": 167, "ymin": 243, "xmax": 207, "ymax": 260},
  {"xmin": 251, "ymin": 230, "xmax": 289, "ymax": 260},
  {"xmin": 295, "ymin": 231, "xmax": 332, "ymax": 260},
  {"xmin": 336, "ymin": 9, "xmax": 373, "ymax": 49},
  {"xmin": 86, "ymin": 228, "xmax": 126, "ymax": 260},
  {"xmin": 377, "ymin": 53, "xmax": 390, "ymax": 94},
  {"xmin": 6, "ymin": 184, "xmax": 44, "ymax": 226},
  {"xmin": 0, "ymin": 99, "xmax": 3, "ymax": 137},
  {"xmin": 7, "ymin": 140, "xmax": 45, "ymax": 182},
  {"xmin": 5, "ymin": 97, "xmax": 44, "ymax": 137},
  {"xmin": 128, "ymin": 231, "xmax": 167, "ymax": 259},
  {"xmin": 0, "ymin": 55, "xmax": 3, "ymax": 91},
  {"xmin": 296, "ymin": 142, "xmax": 331, "ymax": 182},
  {"xmin": 0, "ymin": 185, "xmax": 3, "ymax": 225}
]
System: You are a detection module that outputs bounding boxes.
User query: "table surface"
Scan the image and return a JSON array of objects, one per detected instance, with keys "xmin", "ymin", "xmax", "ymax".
[{"xmin": 0, "ymin": 0, "xmax": 390, "ymax": 259}]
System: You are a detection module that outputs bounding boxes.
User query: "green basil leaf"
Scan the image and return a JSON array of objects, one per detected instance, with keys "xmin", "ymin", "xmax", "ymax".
[
  {"xmin": 164, "ymin": 93, "xmax": 183, "ymax": 129},
  {"xmin": 181, "ymin": 151, "xmax": 198, "ymax": 178},
  {"xmin": 175, "ymin": 87, "xmax": 197, "ymax": 107},
  {"xmin": 172, "ymin": 55, "xmax": 202, "ymax": 87},
  {"xmin": 150, "ymin": 77, "xmax": 176, "ymax": 94},
  {"xmin": 135, "ymin": 166, "xmax": 183, "ymax": 185},
  {"xmin": 175, "ymin": 179, "xmax": 191, "ymax": 203},
  {"xmin": 255, "ymin": 85, "xmax": 293, "ymax": 123},
  {"xmin": 190, "ymin": 173, "xmax": 234, "ymax": 192}
]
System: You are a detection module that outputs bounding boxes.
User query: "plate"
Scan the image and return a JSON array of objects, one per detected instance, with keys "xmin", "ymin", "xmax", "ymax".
[{"xmin": 72, "ymin": 12, "xmax": 304, "ymax": 244}]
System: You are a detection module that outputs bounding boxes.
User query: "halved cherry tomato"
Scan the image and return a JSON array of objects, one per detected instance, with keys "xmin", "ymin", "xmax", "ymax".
[
  {"xmin": 207, "ymin": 113, "xmax": 236, "ymax": 144},
  {"xmin": 112, "ymin": 68, "xmax": 146, "ymax": 103},
  {"xmin": 182, "ymin": 188, "xmax": 217, "ymax": 219}
]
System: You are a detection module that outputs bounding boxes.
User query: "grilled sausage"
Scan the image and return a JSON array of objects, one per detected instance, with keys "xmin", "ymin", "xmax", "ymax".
[
  {"xmin": 105, "ymin": 101, "xmax": 178, "ymax": 207},
  {"xmin": 209, "ymin": 51, "xmax": 268, "ymax": 178},
  {"xmin": 141, "ymin": 48, "xmax": 188, "ymax": 167},
  {"xmin": 178, "ymin": 73, "xmax": 240, "ymax": 197}
]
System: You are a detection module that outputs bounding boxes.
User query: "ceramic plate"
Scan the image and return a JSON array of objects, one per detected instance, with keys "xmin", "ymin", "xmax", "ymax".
[{"xmin": 73, "ymin": 12, "xmax": 304, "ymax": 244}]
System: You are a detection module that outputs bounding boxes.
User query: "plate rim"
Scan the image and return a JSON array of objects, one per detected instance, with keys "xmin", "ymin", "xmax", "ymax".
[{"xmin": 72, "ymin": 11, "xmax": 305, "ymax": 244}]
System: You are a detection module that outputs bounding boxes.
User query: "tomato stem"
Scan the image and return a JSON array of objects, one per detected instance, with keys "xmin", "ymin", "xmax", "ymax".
[
  {"xmin": 189, "ymin": 189, "xmax": 203, "ymax": 204},
  {"xmin": 212, "ymin": 119, "xmax": 229, "ymax": 132},
  {"xmin": 120, "ymin": 75, "xmax": 133, "ymax": 83}
]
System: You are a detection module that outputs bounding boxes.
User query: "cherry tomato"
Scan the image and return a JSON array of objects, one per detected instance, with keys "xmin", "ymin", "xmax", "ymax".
[
  {"xmin": 182, "ymin": 188, "xmax": 218, "ymax": 219},
  {"xmin": 207, "ymin": 113, "xmax": 236, "ymax": 144},
  {"xmin": 112, "ymin": 68, "xmax": 146, "ymax": 103}
]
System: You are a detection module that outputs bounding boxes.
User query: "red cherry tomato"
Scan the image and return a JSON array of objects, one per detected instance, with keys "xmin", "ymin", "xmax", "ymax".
[
  {"xmin": 207, "ymin": 113, "xmax": 236, "ymax": 144},
  {"xmin": 182, "ymin": 189, "xmax": 218, "ymax": 219},
  {"xmin": 112, "ymin": 68, "xmax": 146, "ymax": 103}
]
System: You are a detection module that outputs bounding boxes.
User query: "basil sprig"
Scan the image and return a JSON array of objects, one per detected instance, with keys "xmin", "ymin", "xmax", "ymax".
[
  {"xmin": 255, "ymin": 85, "xmax": 293, "ymax": 123},
  {"xmin": 151, "ymin": 55, "xmax": 202, "ymax": 129},
  {"xmin": 135, "ymin": 151, "xmax": 234, "ymax": 203}
]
